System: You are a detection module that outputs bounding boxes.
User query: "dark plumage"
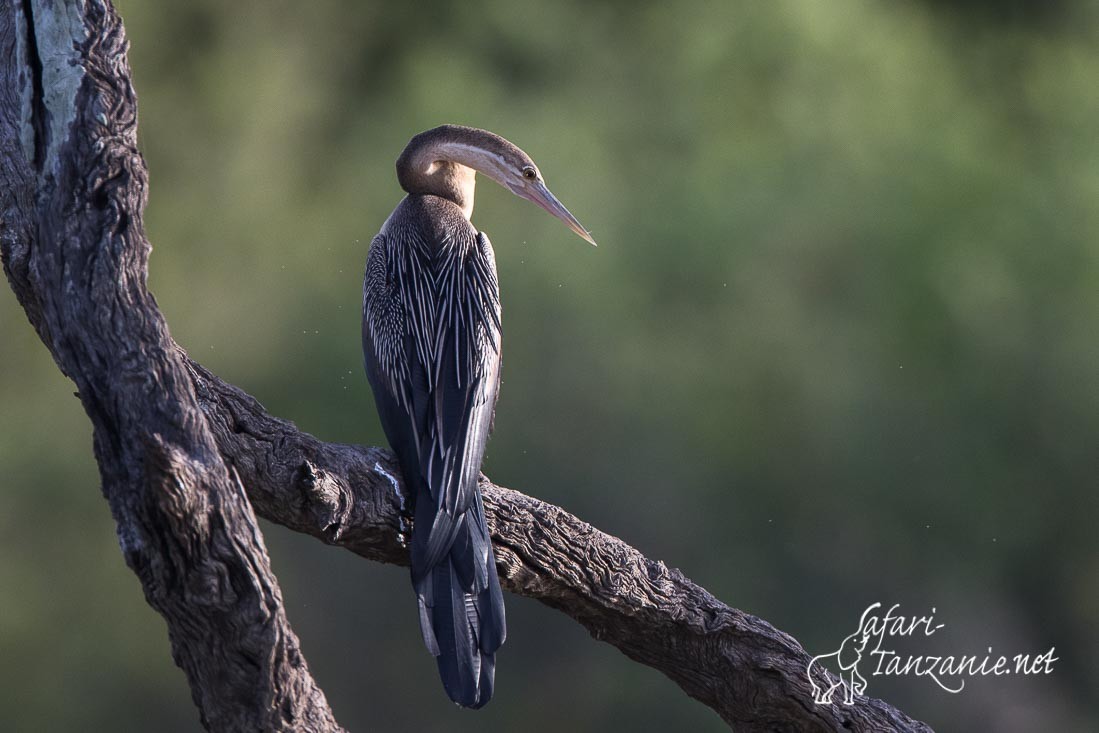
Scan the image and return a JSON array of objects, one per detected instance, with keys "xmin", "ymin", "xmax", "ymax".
[{"xmin": 362, "ymin": 125, "xmax": 593, "ymax": 708}]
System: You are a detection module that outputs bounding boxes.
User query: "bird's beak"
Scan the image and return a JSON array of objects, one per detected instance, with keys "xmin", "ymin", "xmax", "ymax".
[{"xmin": 522, "ymin": 181, "xmax": 597, "ymax": 246}]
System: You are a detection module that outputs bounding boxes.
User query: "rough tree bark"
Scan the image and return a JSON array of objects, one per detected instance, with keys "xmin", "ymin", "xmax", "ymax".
[
  {"xmin": 0, "ymin": 2, "xmax": 933, "ymax": 732},
  {"xmin": 0, "ymin": 2, "xmax": 342, "ymax": 731}
]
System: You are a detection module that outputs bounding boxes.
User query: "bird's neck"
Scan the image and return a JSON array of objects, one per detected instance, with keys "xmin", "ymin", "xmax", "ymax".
[{"xmin": 398, "ymin": 139, "xmax": 510, "ymax": 221}]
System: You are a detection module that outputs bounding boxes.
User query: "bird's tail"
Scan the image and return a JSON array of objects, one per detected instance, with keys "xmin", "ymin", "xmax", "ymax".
[{"xmin": 414, "ymin": 494, "xmax": 506, "ymax": 708}]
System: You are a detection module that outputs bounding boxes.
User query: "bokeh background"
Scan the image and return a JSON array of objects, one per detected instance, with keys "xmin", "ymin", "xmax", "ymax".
[{"xmin": 2, "ymin": 0, "xmax": 1097, "ymax": 730}]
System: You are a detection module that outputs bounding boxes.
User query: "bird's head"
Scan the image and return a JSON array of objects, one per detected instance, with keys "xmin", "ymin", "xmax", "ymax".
[
  {"xmin": 397, "ymin": 125, "xmax": 596, "ymax": 245},
  {"xmin": 496, "ymin": 154, "xmax": 597, "ymax": 247}
]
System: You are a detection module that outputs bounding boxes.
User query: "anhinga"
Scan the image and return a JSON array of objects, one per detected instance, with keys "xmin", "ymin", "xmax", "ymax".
[{"xmin": 362, "ymin": 125, "xmax": 595, "ymax": 708}]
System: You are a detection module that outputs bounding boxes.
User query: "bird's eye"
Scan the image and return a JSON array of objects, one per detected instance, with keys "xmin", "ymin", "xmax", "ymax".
[{"xmin": 522, "ymin": 167, "xmax": 537, "ymax": 180}]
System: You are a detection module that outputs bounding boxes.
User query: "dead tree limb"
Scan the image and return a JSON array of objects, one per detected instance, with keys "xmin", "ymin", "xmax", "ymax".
[
  {"xmin": 1, "ymin": 1, "xmax": 932, "ymax": 731},
  {"xmin": 191, "ymin": 358, "xmax": 933, "ymax": 732},
  {"xmin": 0, "ymin": 2, "xmax": 342, "ymax": 731}
]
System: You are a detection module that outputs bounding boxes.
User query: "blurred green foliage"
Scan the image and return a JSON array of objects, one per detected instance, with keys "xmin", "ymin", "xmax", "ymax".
[{"xmin": 1, "ymin": 0, "xmax": 1097, "ymax": 730}]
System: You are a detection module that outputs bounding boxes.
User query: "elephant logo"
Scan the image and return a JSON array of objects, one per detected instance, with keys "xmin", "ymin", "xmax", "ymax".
[{"xmin": 806, "ymin": 605, "xmax": 876, "ymax": 705}]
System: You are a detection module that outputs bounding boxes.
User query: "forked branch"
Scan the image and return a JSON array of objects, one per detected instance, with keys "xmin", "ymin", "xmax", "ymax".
[{"xmin": 0, "ymin": 2, "xmax": 931, "ymax": 731}]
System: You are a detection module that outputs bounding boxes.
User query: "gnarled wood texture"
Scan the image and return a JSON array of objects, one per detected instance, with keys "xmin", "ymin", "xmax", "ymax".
[
  {"xmin": 1, "ymin": 2, "xmax": 342, "ymax": 731},
  {"xmin": 192, "ymin": 359, "xmax": 933, "ymax": 732},
  {"xmin": 0, "ymin": 1, "xmax": 932, "ymax": 731}
]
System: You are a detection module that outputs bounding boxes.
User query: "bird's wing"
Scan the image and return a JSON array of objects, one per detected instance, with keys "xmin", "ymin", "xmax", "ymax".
[
  {"xmin": 363, "ymin": 233, "xmax": 421, "ymax": 470},
  {"xmin": 415, "ymin": 231, "xmax": 501, "ymax": 587},
  {"xmin": 364, "ymin": 227, "xmax": 501, "ymax": 587}
]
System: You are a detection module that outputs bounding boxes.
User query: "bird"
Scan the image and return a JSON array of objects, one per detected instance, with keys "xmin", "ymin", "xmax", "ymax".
[{"xmin": 362, "ymin": 125, "xmax": 595, "ymax": 708}]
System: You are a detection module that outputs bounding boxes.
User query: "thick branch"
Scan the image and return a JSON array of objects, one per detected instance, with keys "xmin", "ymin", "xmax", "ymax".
[
  {"xmin": 190, "ymin": 358, "xmax": 933, "ymax": 733},
  {"xmin": 1, "ymin": 2, "xmax": 341, "ymax": 731}
]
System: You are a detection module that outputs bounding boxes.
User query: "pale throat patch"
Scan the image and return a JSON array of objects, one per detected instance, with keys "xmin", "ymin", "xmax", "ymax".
[{"xmin": 419, "ymin": 141, "xmax": 513, "ymax": 220}]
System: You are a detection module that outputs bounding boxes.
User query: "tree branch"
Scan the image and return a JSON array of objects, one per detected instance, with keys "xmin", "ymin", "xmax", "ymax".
[
  {"xmin": 190, "ymin": 358, "xmax": 933, "ymax": 732},
  {"xmin": 1, "ymin": 2, "xmax": 341, "ymax": 731},
  {"xmin": 1, "ymin": 1, "xmax": 933, "ymax": 731}
]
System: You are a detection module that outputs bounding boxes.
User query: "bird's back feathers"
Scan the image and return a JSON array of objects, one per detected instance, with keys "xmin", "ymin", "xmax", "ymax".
[{"xmin": 363, "ymin": 194, "xmax": 505, "ymax": 708}]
